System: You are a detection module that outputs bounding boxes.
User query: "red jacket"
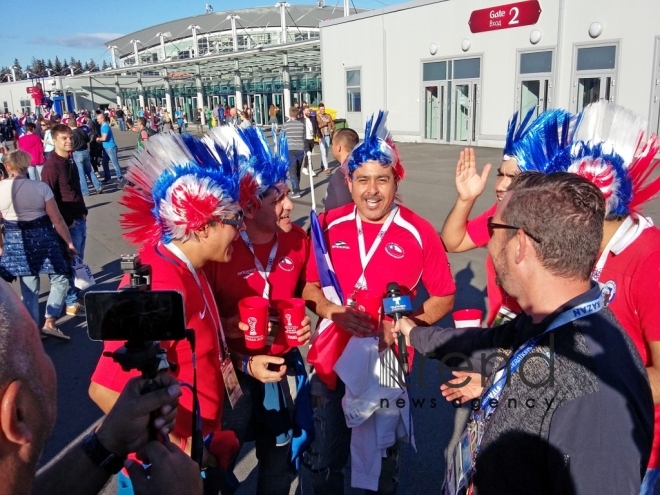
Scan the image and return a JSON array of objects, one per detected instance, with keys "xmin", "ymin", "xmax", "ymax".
[{"xmin": 18, "ymin": 133, "xmax": 44, "ymax": 165}]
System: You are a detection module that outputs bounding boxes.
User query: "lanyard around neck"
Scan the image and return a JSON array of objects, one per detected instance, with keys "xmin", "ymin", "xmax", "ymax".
[
  {"xmin": 239, "ymin": 231, "xmax": 279, "ymax": 300},
  {"xmin": 478, "ymin": 291, "xmax": 605, "ymax": 421},
  {"xmin": 354, "ymin": 205, "xmax": 398, "ymax": 291},
  {"xmin": 163, "ymin": 242, "xmax": 229, "ymax": 357}
]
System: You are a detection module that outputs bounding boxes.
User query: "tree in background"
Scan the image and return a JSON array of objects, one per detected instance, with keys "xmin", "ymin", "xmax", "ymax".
[{"xmin": 53, "ymin": 56, "xmax": 63, "ymax": 75}]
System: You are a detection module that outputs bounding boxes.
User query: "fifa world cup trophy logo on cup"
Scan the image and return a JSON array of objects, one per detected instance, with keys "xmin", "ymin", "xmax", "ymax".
[
  {"xmin": 247, "ymin": 317, "xmax": 258, "ymax": 336},
  {"xmin": 285, "ymin": 314, "xmax": 293, "ymax": 327}
]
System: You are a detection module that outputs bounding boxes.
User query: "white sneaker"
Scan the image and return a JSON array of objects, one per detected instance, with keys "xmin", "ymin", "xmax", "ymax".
[{"xmin": 302, "ymin": 167, "xmax": 309, "ymax": 175}]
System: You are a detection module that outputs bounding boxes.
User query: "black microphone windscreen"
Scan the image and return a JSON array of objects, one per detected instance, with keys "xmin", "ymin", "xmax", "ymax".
[{"xmin": 386, "ymin": 281, "xmax": 400, "ymax": 296}]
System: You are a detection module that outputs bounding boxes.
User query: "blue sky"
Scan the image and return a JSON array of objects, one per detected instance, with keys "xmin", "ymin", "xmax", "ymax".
[{"xmin": 1, "ymin": 0, "xmax": 392, "ymax": 70}]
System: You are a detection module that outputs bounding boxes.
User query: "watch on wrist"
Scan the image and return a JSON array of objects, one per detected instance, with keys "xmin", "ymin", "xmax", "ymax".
[{"xmin": 81, "ymin": 432, "xmax": 126, "ymax": 474}]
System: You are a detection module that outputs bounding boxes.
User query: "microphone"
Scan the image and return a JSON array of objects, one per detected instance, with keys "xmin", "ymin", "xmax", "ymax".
[{"xmin": 382, "ymin": 282, "xmax": 413, "ymax": 374}]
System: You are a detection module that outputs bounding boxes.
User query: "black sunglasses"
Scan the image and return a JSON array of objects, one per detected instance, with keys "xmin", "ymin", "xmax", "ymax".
[
  {"xmin": 487, "ymin": 216, "xmax": 542, "ymax": 244},
  {"xmin": 219, "ymin": 210, "xmax": 244, "ymax": 227}
]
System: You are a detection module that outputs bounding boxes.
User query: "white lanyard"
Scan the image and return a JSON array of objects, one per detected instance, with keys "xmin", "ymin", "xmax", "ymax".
[
  {"xmin": 354, "ymin": 205, "xmax": 398, "ymax": 291},
  {"xmin": 239, "ymin": 231, "xmax": 279, "ymax": 300},
  {"xmin": 163, "ymin": 242, "xmax": 229, "ymax": 358},
  {"xmin": 591, "ymin": 216, "xmax": 635, "ymax": 281}
]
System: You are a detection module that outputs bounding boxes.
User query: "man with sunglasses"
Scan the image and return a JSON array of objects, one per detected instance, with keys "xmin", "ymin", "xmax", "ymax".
[
  {"xmin": 88, "ymin": 134, "xmax": 245, "ymax": 494},
  {"xmin": 395, "ymin": 172, "xmax": 653, "ymax": 494},
  {"xmin": 204, "ymin": 126, "xmax": 313, "ymax": 495}
]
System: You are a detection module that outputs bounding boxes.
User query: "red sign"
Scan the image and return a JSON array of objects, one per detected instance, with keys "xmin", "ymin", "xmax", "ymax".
[
  {"xmin": 26, "ymin": 86, "xmax": 36, "ymax": 94},
  {"xmin": 469, "ymin": 1, "xmax": 541, "ymax": 33}
]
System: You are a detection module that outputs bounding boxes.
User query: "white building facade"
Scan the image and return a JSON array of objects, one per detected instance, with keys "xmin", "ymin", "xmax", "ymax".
[{"xmin": 319, "ymin": 0, "xmax": 660, "ymax": 147}]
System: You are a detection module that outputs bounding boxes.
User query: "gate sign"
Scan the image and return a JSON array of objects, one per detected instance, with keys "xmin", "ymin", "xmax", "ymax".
[{"xmin": 469, "ymin": 0, "xmax": 542, "ymax": 33}]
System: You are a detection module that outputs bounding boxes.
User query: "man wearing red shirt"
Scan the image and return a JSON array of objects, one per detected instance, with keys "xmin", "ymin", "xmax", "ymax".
[
  {"xmin": 88, "ymin": 132, "xmax": 244, "ymax": 493},
  {"xmin": 440, "ymin": 110, "xmax": 572, "ymax": 326},
  {"xmin": 302, "ymin": 112, "xmax": 455, "ymax": 495},
  {"xmin": 204, "ymin": 125, "xmax": 312, "ymax": 495}
]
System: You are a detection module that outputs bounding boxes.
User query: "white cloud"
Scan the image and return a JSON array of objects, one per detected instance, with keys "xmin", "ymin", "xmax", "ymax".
[{"xmin": 31, "ymin": 33, "xmax": 124, "ymax": 49}]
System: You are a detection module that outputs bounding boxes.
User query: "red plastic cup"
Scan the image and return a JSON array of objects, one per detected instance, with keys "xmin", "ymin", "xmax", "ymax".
[
  {"xmin": 452, "ymin": 309, "xmax": 483, "ymax": 329},
  {"xmin": 355, "ymin": 289, "xmax": 383, "ymax": 331},
  {"xmin": 278, "ymin": 298, "xmax": 306, "ymax": 346},
  {"xmin": 238, "ymin": 296, "xmax": 269, "ymax": 350}
]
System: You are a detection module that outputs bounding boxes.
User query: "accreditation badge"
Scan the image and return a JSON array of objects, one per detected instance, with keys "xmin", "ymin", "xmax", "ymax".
[
  {"xmin": 443, "ymin": 418, "xmax": 482, "ymax": 495},
  {"xmin": 220, "ymin": 358, "xmax": 243, "ymax": 408}
]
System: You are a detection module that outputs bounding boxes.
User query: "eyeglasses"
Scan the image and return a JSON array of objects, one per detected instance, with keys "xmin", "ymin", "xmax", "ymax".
[
  {"xmin": 487, "ymin": 216, "xmax": 542, "ymax": 244},
  {"xmin": 218, "ymin": 210, "xmax": 244, "ymax": 227}
]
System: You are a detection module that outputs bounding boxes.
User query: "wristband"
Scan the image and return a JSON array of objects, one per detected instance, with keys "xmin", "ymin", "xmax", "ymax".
[
  {"xmin": 81, "ymin": 432, "xmax": 126, "ymax": 474},
  {"xmin": 242, "ymin": 354, "xmax": 250, "ymax": 376}
]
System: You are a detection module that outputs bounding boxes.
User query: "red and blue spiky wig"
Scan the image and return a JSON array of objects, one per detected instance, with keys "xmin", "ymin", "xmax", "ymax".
[
  {"xmin": 344, "ymin": 111, "xmax": 405, "ymax": 181},
  {"xmin": 120, "ymin": 133, "xmax": 240, "ymax": 246},
  {"xmin": 204, "ymin": 125, "xmax": 290, "ymax": 210}
]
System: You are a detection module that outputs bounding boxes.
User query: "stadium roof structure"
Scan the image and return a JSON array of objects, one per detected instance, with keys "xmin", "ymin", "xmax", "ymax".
[
  {"xmin": 82, "ymin": 39, "xmax": 322, "ymax": 81},
  {"xmin": 107, "ymin": 5, "xmax": 366, "ymax": 58}
]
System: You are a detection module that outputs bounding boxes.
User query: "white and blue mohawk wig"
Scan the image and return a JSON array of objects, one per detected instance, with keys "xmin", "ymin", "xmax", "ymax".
[
  {"xmin": 511, "ymin": 102, "xmax": 660, "ymax": 217},
  {"xmin": 344, "ymin": 111, "xmax": 405, "ymax": 181},
  {"xmin": 205, "ymin": 125, "xmax": 290, "ymax": 209},
  {"xmin": 120, "ymin": 133, "xmax": 240, "ymax": 246}
]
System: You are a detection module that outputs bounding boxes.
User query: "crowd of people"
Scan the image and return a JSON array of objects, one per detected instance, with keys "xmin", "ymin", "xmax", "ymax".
[{"xmin": 0, "ymin": 97, "xmax": 659, "ymax": 495}]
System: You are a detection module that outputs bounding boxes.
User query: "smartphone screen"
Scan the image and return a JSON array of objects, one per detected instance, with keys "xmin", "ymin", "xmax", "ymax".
[{"xmin": 85, "ymin": 290, "xmax": 186, "ymax": 341}]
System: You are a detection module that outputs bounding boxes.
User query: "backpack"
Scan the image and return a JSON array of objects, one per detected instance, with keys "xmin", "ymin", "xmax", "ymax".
[{"xmin": 136, "ymin": 127, "xmax": 156, "ymax": 150}]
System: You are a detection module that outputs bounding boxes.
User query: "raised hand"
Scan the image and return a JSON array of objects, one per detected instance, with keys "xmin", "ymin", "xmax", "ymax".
[{"xmin": 455, "ymin": 147, "xmax": 492, "ymax": 202}]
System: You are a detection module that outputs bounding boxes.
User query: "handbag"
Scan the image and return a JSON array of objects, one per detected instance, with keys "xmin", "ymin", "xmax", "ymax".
[{"xmin": 72, "ymin": 256, "xmax": 95, "ymax": 290}]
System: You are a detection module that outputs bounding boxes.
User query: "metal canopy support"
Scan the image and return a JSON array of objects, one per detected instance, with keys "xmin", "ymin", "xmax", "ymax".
[
  {"xmin": 282, "ymin": 52, "xmax": 291, "ymax": 120},
  {"xmin": 234, "ymin": 59, "xmax": 243, "ymax": 110},
  {"xmin": 344, "ymin": 0, "xmax": 350, "ymax": 16},
  {"xmin": 164, "ymin": 74, "xmax": 173, "ymax": 116},
  {"xmin": 131, "ymin": 39, "xmax": 141, "ymax": 66},
  {"xmin": 277, "ymin": 2, "xmax": 290, "ymax": 44},
  {"xmin": 227, "ymin": 15, "xmax": 240, "ymax": 52},
  {"xmin": 110, "ymin": 46, "xmax": 118, "ymax": 69},
  {"xmin": 195, "ymin": 65, "xmax": 205, "ymax": 126},
  {"xmin": 156, "ymin": 32, "xmax": 169, "ymax": 61},
  {"xmin": 114, "ymin": 75, "xmax": 122, "ymax": 107},
  {"xmin": 189, "ymin": 25, "xmax": 201, "ymax": 58},
  {"xmin": 137, "ymin": 72, "xmax": 145, "ymax": 109}
]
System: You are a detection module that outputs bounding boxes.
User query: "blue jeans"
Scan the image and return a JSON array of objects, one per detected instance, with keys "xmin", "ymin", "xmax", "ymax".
[
  {"xmin": 20, "ymin": 273, "xmax": 69, "ymax": 324},
  {"xmin": 116, "ymin": 117, "xmax": 126, "ymax": 131},
  {"xmin": 72, "ymin": 150, "xmax": 102, "ymax": 195},
  {"xmin": 101, "ymin": 145, "xmax": 122, "ymax": 180},
  {"xmin": 641, "ymin": 468, "xmax": 660, "ymax": 495},
  {"xmin": 303, "ymin": 372, "xmax": 400, "ymax": 495},
  {"xmin": 65, "ymin": 219, "xmax": 86, "ymax": 306},
  {"xmin": 28, "ymin": 165, "xmax": 44, "ymax": 181},
  {"xmin": 319, "ymin": 135, "xmax": 331, "ymax": 170}
]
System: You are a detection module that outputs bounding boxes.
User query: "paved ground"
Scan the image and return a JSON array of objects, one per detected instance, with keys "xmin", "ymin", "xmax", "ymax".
[{"xmin": 20, "ymin": 125, "xmax": 660, "ymax": 494}]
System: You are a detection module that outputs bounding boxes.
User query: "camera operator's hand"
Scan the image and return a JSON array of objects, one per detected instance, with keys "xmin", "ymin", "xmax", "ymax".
[
  {"xmin": 126, "ymin": 441, "xmax": 202, "ymax": 495},
  {"xmin": 95, "ymin": 374, "xmax": 182, "ymax": 458},
  {"xmin": 247, "ymin": 355, "xmax": 287, "ymax": 383}
]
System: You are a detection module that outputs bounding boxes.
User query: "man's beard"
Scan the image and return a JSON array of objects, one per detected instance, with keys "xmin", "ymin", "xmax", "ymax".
[{"xmin": 493, "ymin": 245, "xmax": 510, "ymax": 292}]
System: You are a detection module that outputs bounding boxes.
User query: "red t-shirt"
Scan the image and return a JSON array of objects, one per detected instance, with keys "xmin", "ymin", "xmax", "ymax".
[
  {"xmin": 306, "ymin": 203, "xmax": 456, "ymax": 305},
  {"xmin": 205, "ymin": 225, "xmax": 310, "ymax": 357},
  {"xmin": 465, "ymin": 203, "xmax": 522, "ymax": 326},
  {"xmin": 597, "ymin": 223, "xmax": 660, "ymax": 467},
  {"xmin": 90, "ymin": 243, "xmax": 226, "ymax": 440}
]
